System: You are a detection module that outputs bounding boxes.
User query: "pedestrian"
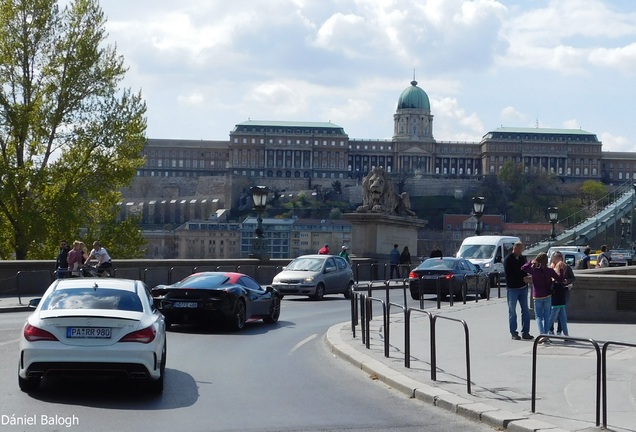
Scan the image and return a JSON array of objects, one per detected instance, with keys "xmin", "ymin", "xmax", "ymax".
[
  {"xmin": 318, "ymin": 244, "xmax": 330, "ymax": 255},
  {"xmin": 521, "ymin": 252, "xmax": 564, "ymax": 341},
  {"xmin": 84, "ymin": 241, "xmax": 113, "ymax": 276},
  {"xmin": 400, "ymin": 246, "xmax": 412, "ymax": 274},
  {"xmin": 548, "ymin": 251, "xmax": 573, "ymax": 339},
  {"xmin": 55, "ymin": 240, "xmax": 71, "ymax": 279},
  {"xmin": 339, "ymin": 245, "xmax": 350, "ymax": 264},
  {"xmin": 66, "ymin": 240, "xmax": 84, "ymax": 277},
  {"xmin": 78, "ymin": 242, "xmax": 89, "ymax": 264},
  {"xmin": 503, "ymin": 241, "xmax": 533, "ymax": 341},
  {"xmin": 576, "ymin": 247, "xmax": 591, "ymax": 270},
  {"xmin": 430, "ymin": 245, "xmax": 443, "ymax": 258},
  {"xmin": 389, "ymin": 244, "xmax": 401, "ymax": 279},
  {"xmin": 597, "ymin": 245, "xmax": 611, "ymax": 268}
]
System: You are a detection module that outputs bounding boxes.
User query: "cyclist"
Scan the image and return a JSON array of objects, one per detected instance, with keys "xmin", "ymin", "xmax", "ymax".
[{"xmin": 84, "ymin": 241, "xmax": 112, "ymax": 276}]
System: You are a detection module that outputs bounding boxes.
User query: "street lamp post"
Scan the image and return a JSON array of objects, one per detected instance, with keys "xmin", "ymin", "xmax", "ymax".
[
  {"xmin": 472, "ymin": 196, "xmax": 485, "ymax": 236},
  {"xmin": 548, "ymin": 207, "xmax": 559, "ymax": 242},
  {"xmin": 250, "ymin": 185, "xmax": 270, "ymax": 261}
]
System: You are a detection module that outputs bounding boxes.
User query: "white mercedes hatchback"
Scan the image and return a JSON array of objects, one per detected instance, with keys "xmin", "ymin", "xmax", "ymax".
[{"xmin": 18, "ymin": 278, "xmax": 167, "ymax": 393}]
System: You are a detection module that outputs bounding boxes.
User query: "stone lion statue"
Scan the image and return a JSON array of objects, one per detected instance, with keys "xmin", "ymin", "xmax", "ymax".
[{"xmin": 356, "ymin": 167, "xmax": 416, "ymax": 216}]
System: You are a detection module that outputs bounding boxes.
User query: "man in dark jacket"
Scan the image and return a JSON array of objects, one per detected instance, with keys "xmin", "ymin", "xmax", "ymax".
[
  {"xmin": 55, "ymin": 240, "xmax": 71, "ymax": 279},
  {"xmin": 503, "ymin": 241, "xmax": 533, "ymax": 340}
]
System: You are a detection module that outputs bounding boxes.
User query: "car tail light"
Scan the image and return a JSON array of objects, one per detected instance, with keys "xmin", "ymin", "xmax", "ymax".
[
  {"xmin": 409, "ymin": 271, "xmax": 417, "ymax": 278},
  {"xmin": 24, "ymin": 324, "xmax": 58, "ymax": 342},
  {"xmin": 444, "ymin": 273, "xmax": 454, "ymax": 279},
  {"xmin": 120, "ymin": 326, "xmax": 156, "ymax": 343}
]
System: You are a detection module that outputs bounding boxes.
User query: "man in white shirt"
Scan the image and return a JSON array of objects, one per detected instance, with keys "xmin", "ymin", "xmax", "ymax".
[{"xmin": 85, "ymin": 241, "xmax": 112, "ymax": 275}]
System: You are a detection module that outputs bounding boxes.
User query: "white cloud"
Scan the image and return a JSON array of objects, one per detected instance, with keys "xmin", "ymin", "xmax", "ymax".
[
  {"xmin": 432, "ymin": 97, "xmax": 484, "ymax": 142},
  {"xmin": 501, "ymin": 106, "xmax": 526, "ymax": 123},
  {"xmin": 93, "ymin": 0, "xmax": 636, "ymax": 151},
  {"xmin": 601, "ymin": 132, "xmax": 636, "ymax": 152}
]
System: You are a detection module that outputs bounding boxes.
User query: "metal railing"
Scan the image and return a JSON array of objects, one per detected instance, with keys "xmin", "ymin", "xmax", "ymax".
[
  {"xmin": 601, "ymin": 340, "xmax": 636, "ymax": 429},
  {"xmin": 431, "ymin": 314, "xmax": 472, "ymax": 394},
  {"xmin": 531, "ymin": 335, "xmax": 601, "ymax": 427},
  {"xmin": 351, "ymin": 283, "xmax": 474, "ymax": 394}
]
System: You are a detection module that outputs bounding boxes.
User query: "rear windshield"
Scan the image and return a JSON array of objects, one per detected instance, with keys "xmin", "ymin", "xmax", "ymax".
[
  {"xmin": 172, "ymin": 273, "xmax": 229, "ymax": 289},
  {"xmin": 458, "ymin": 244, "xmax": 495, "ymax": 259},
  {"xmin": 418, "ymin": 259, "xmax": 455, "ymax": 270},
  {"xmin": 40, "ymin": 288, "xmax": 143, "ymax": 312}
]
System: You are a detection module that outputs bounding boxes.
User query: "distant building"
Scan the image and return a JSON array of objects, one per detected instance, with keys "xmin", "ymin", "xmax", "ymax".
[
  {"xmin": 137, "ymin": 79, "xmax": 634, "ymax": 184},
  {"xmin": 240, "ymin": 217, "xmax": 352, "ymax": 259}
]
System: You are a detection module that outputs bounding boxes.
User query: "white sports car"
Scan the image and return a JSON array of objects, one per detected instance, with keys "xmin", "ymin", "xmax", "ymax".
[{"xmin": 18, "ymin": 278, "xmax": 167, "ymax": 393}]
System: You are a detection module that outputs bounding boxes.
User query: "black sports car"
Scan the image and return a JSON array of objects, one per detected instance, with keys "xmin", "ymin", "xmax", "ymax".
[{"xmin": 151, "ymin": 272, "xmax": 281, "ymax": 330}]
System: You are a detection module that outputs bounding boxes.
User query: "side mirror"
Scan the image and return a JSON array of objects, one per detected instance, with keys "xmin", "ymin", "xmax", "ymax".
[
  {"xmin": 325, "ymin": 266, "xmax": 336, "ymax": 273},
  {"xmin": 494, "ymin": 256, "xmax": 502, "ymax": 263},
  {"xmin": 28, "ymin": 298, "xmax": 41, "ymax": 308}
]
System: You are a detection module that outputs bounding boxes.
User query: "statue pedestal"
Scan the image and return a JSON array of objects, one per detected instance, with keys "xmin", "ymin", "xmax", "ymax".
[{"xmin": 343, "ymin": 213, "xmax": 428, "ymax": 261}]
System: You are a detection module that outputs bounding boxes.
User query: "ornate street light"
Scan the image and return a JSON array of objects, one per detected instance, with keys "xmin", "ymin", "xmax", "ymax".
[
  {"xmin": 250, "ymin": 185, "xmax": 270, "ymax": 260},
  {"xmin": 548, "ymin": 207, "xmax": 559, "ymax": 241},
  {"xmin": 472, "ymin": 196, "xmax": 485, "ymax": 236}
]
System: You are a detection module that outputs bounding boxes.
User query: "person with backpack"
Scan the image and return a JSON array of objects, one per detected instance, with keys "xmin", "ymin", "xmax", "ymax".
[
  {"xmin": 389, "ymin": 244, "xmax": 401, "ymax": 279},
  {"xmin": 577, "ymin": 247, "xmax": 591, "ymax": 270},
  {"xmin": 597, "ymin": 245, "xmax": 611, "ymax": 268}
]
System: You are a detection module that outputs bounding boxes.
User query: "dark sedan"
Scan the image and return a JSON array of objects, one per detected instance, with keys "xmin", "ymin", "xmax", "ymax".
[
  {"xmin": 408, "ymin": 257, "xmax": 489, "ymax": 300},
  {"xmin": 151, "ymin": 272, "xmax": 281, "ymax": 331}
]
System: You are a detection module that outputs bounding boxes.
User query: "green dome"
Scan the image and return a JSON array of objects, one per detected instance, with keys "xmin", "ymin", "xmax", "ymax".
[{"xmin": 397, "ymin": 80, "xmax": 430, "ymax": 111}]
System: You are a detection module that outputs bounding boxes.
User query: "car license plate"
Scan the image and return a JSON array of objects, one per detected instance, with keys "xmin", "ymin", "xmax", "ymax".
[
  {"xmin": 173, "ymin": 301, "xmax": 198, "ymax": 308},
  {"xmin": 66, "ymin": 327, "xmax": 111, "ymax": 339}
]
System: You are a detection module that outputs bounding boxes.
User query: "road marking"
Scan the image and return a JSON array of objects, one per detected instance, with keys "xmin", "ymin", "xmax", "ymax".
[
  {"xmin": 289, "ymin": 334, "xmax": 317, "ymax": 355},
  {"xmin": 0, "ymin": 338, "xmax": 19, "ymax": 347}
]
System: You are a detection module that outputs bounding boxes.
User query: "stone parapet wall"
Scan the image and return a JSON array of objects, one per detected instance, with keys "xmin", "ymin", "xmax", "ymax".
[{"xmin": 568, "ymin": 267, "xmax": 636, "ymax": 322}]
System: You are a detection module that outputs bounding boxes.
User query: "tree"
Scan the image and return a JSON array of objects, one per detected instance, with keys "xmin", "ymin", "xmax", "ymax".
[{"xmin": 0, "ymin": 0, "xmax": 147, "ymax": 259}]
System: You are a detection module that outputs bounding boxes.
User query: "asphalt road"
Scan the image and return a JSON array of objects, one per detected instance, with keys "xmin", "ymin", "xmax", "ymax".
[{"xmin": 0, "ymin": 295, "xmax": 495, "ymax": 432}]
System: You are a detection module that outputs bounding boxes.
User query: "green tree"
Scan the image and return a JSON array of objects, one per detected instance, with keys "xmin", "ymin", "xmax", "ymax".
[
  {"xmin": 580, "ymin": 180, "xmax": 607, "ymax": 205},
  {"xmin": 0, "ymin": 0, "xmax": 147, "ymax": 259}
]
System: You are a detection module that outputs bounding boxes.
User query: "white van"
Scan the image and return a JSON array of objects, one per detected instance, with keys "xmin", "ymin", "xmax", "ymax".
[{"xmin": 457, "ymin": 235, "xmax": 520, "ymax": 285}]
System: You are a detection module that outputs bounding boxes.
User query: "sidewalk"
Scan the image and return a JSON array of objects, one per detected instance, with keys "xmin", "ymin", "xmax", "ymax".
[
  {"xmin": 0, "ymin": 295, "xmax": 35, "ymax": 313},
  {"xmin": 326, "ymin": 293, "xmax": 636, "ymax": 432}
]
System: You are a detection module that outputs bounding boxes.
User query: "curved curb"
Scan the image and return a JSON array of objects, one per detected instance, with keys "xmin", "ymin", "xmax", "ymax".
[{"xmin": 325, "ymin": 321, "xmax": 569, "ymax": 432}]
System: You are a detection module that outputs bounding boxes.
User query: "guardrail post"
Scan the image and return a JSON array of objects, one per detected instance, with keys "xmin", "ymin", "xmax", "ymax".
[
  {"xmin": 405, "ymin": 307, "xmax": 434, "ymax": 369},
  {"xmin": 602, "ymin": 340, "xmax": 636, "ymax": 428},
  {"xmin": 532, "ymin": 335, "xmax": 600, "ymax": 426},
  {"xmin": 431, "ymin": 314, "xmax": 472, "ymax": 394},
  {"xmin": 436, "ymin": 276, "xmax": 442, "ymax": 309},
  {"xmin": 494, "ymin": 271, "xmax": 501, "ymax": 298}
]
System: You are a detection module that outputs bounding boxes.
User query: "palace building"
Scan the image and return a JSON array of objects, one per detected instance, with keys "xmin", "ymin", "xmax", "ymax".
[{"xmin": 138, "ymin": 79, "xmax": 634, "ymax": 184}]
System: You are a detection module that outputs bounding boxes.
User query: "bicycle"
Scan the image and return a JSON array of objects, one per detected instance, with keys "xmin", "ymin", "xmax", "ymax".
[{"xmin": 81, "ymin": 264, "xmax": 111, "ymax": 278}]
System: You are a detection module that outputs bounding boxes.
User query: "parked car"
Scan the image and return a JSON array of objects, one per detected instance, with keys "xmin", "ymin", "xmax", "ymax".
[
  {"xmin": 151, "ymin": 272, "xmax": 281, "ymax": 330},
  {"xmin": 408, "ymin": 257, "xmax": 489, "ymax": 300},
  {"xmin": 271, "ymin": 254, "xmax": 354, "ymax": 300},
  {"xmin": 589, "ymin": 253, "xmax": 599, "ymax": 268},
  {"xmin": 609, "ymin": 249, "xmax": 633, "ymax": 266},
  {"xmin": 18, "ymin": 278, "xmax": 166, "ymax": 393}
]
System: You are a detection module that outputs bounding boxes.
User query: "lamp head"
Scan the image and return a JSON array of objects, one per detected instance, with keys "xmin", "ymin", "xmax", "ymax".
[
  {"xmin": 250, "ymin": 186, "xmax": 270, "ymax": 209},
  {"xmin": 472, "ymin": 196, "xmax": 485, "ymax": 215}
]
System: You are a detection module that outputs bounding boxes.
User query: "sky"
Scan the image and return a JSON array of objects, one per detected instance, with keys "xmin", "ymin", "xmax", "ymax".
[{"xmin": 96, "ymin": 0, "xmax": 636, "ymax": 151}]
